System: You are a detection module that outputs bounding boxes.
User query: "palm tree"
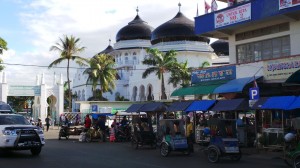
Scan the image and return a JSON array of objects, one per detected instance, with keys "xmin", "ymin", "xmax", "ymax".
[
  {"xmin": 0, "ymin": 37, "xmax": 8, "ymax": 71},
  {"xmin": 168, "ymin": 61, "xmax": 191, "ymax": 88},
  {"xmin": 142, "ymin": 48, "xmax": 178, "ymax": 100},
  {"xmin": 84, "ymin": 54, "xmax": 117, "ymax": 100},
  {"xmin": 0, "ymin": 37, "xmax": 7, "ymax": 55},
  {"xmin": 49, "ymin": 35, "xmax": 87, "ymax": 111},
  {"xmin": 200, "ymin": 61, "xmax": 210, "ymax": 68}
]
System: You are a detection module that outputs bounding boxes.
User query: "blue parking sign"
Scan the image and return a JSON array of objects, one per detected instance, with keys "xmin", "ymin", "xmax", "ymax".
[{"xmin": 249, "ymin": 87, "xmax": 260, "ymax": 100}]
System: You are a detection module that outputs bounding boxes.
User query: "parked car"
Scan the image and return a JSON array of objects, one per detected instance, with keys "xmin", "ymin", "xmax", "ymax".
[{"xmin": 0, "ymin": 112, "xmax": 45, "ymax": 155}]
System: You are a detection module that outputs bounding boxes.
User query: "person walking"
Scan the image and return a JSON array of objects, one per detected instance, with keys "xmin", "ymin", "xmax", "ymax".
[
  {"xmin": 36, "ymin": 118, "xmax": 43, "ymax": 129},
  {"xmin": 84, "ymin": 114, "xmax": 92, "ymax": 130},
  {"xmin": 45, "ymin": 116, "xmax": 51, "ymax": 132},
  {"xmin": 97, "ymin": 116, "xmax": 106, "ymax": 142}
]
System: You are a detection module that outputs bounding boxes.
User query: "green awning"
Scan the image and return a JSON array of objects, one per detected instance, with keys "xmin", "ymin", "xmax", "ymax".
[
  {"xmin": 171, "ymin": 81, "xmax": 227, "ymax": 97},
  {"xmin": 111, "ymin": 108, "xmax": 127, "ymax": 114}
]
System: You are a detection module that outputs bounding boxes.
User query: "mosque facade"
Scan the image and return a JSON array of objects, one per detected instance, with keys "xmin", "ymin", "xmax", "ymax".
[{"xmin": 72, "ymin": 6, "xmax": 228, "ymax": 111}]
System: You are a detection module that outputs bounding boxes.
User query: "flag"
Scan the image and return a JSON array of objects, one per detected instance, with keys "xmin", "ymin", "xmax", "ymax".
[
  {"xmin": 253, "ymin": 76, "xmax": 258, "ymax": 88},
  {"xmin": 211, "ymin": 0, "xmax": 218, "ymax": 12},
  {"xmin": 196, "ymin": 3, "xmax": 199, "ymax": 17},
  {"xmin": 204, "ymin": 0, "xmax": 211, "ymax": 14}
]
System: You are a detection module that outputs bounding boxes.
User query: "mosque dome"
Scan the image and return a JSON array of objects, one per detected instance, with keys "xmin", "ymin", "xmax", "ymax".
[
  {"xmin": 94, "ymin": 40, "xmax": 114, "ymax": 58},
  {"xmin": 99, "ymin": 44, "xmax": 114, "ymax": 54},
  {"xmin": 210, "ymin": 40, "xmax": 229, "ymax": 56},
  {"xmin": 116, "ymin": 9, "xmax": 154, "ymax": 42},
  {"xmin": 151, "ymin": 5, "xmax": 209, "ymax": 45}
]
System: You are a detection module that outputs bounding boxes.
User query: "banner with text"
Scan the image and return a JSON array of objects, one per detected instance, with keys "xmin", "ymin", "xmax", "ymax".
[
  {"xmin": 263, "ymin": 57, "xmax": 300, "ymax": 80},
  {"xmin": 279, "ymin": 0, "xmax": 300, "ymax": 10},
  {"xmin": 8, "ymin": 86, "xmax": 41, "ymax": 96},
  {"xmin": 191, "ymin": 65, "xmax": 236, "ymax": 84},
  {"xmin": 214, "ymin": 3, "xmax": 251, "ymax": 28}
]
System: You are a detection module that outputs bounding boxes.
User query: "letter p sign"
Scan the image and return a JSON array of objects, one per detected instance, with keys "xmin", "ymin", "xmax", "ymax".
[{"xmin": 249, "ymin": 87, "xmax": 259, "ymax": 100}]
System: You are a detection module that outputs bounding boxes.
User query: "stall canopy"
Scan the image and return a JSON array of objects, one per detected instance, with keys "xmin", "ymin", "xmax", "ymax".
[
  {"xmin": 91, "ymin": 113, "xmax": 113, "ymax": 120},
  {"xmin": 166, "ymin": 101, "xmax": 192, "ymax": 112},
  {"xmin": 213, "ymin": 76, "xmax": 262, "ymax": 94},
  {"xmin": 288, "ymin": 96, "xmax": 300, "ymax": 110},
  {"xmin": 125, "ymin": 103, "xmax": 145, "ymax": 113},
  {"xmin": 0, "ymin": 101, "xmax": 13, "ymax": 113},
  {"xmin": 139, "ymin": 102, "xmax": 168, "ymax": 112},
  {"xmin": 251, "ymin": 97, "xmax": 269, "ymax": 110},
  {"xmin": 210, "ymin": 98, "xmax": 249, "ymax": 111},
  {"xmin": 185, "ymin": 100, "xmax": 216, "ymax": 112},
  {"xmin": 171, "ymin": 81, "xmax": 226, "ymax": 97},
  {"xmin": 285, "ymin": 69, "xmax": 300, "ymax": 84},
  {"xmin": 260, "ymin": 96, "xmax": 297, "ymax": 110}
]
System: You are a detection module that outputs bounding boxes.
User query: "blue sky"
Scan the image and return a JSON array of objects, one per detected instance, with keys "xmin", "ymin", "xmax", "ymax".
[{"xmin": 0, "ymin": 0, "xmax": 226, "ymax": 85}]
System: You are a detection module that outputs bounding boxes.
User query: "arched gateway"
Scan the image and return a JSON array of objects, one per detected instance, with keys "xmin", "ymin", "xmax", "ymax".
[{"xmin": 0, "ymin": 72, "xmax": 64, "ymax": 124}]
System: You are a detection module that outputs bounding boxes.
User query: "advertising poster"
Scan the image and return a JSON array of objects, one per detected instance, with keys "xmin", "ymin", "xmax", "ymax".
[
  {"xmin": 279, "ymin": 0, "xmax": 300, "ymax": 9},
  {"xmin": 263, "ymin": 57, "xmax": 300, "ymax": 80},
  {"xmin": 191, "ymin": 65, "xmax": 236, "ymax": 84},
  {"xmin": 214, "ymin": 3, "xmax": 251, "ymax": 28}
]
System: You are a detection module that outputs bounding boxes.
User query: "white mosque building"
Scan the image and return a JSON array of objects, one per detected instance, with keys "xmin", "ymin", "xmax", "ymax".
[{"xmin": 72, "ymin": 5, "xmax": 229, "ymax": 111}]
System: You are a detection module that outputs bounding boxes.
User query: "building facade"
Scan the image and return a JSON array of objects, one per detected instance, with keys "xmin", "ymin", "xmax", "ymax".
[
  {"xmin": 72, "ymin": 5, "xmax": 229, "ymax": 111},
  {"xmin": 187, "ymin": 0, "xmax": 300, "ymax": 99}
]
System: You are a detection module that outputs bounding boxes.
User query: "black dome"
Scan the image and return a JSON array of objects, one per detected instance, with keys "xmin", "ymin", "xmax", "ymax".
[
  {"xmin": 211, "ymin": 40, "xmax": 229, "ymax": 55},
  {"xmin": 151, "ymin": 12, "xmax": 210, "ymax": 45},
  {"xmin": 116, "ymin": 15, "xmax": 154, "ymax": 42},
  {"xmin": 99, "ymin": 44, "xmax": 114, "ymax": 54}
]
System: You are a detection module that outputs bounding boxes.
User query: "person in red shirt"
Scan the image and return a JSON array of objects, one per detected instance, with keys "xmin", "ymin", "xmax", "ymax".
[{"xmin": 84, "ymin": 114, "xmax": 91, "ymax": 129}]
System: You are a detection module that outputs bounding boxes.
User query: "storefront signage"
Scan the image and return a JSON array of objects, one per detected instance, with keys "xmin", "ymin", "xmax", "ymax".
[
  {"xmin": 191, "ymin": 65, "xmax": 236, "ymax": 84},
  {"xmin": 91, "ymin": 105, "xmax": 98, "ymax": 112},
  {"xmin": 214, "ymin": 3, "xmax": 251, "ymax": 28},
  {"xmin": 8, "ymin": 85, "xmax": 41, "ymax": 96},
  {"xmin": 264, "ymin": 57, "xmax": 300, "ymax": 80},
  {"xmin": 249, "ymin": 87, "xmax": 259, "ymax": 100},
  {"xmin": 279, "ymin": 0, "xmax": 300, "ymax": 10}
]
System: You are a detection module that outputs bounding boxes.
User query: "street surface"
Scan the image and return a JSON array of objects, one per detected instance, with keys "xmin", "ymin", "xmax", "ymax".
[{"xmin": 0, "ymin": 128, "xmax": 288, "ymax": 168}]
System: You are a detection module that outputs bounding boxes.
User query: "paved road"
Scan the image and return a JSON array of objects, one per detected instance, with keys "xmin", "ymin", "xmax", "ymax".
[{"xmin": 0, "ymin": 129, "xmax": 288, "ymax": 168}]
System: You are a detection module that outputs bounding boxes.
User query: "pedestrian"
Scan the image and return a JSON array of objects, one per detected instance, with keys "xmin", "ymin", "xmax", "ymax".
[
  {"xmin": 186, "ymin": 117, "xmax": 194, "ymax": 153},
  {"xmin": 109, "ymin": 124, "xmax": 116, "ymax": 142},
  {"xmin": 84, "ymin": 114, "xmax": 92, "ymax": 130},
  {"xmin": 45, "ymin": 116, "xmax": 51, "ymax": 132},
  {"xmin": 60, "ymin": 114, "xmax": 65, "ymax": 126},
  {"xmin": 97, "ymin": 116, "xmax": 106, "ymax": 142},
  {"xmin": 36, "ymin": 118, "xmax": 43, "ymax": 129}
]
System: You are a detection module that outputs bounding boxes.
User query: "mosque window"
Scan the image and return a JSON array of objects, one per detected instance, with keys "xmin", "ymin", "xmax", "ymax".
[
  {"xmin": 78, "ymin": 90, "xmax": 81, "ymax": 101},
  {"xmin": 236, "ymin": 36, "xmax": 290, "ymax": 64},
  {"xmin": 125, "ymin": 53, "xmax": 128, "ymax": 56},
  {"xmin": 82, "ymin": 89, "xmax": 85, "ymax": 101},
  {"xmin": 133, "ymin": 52, "xmax": 136, "ymax": 55},
  {"xmin": 125, "ymin": 57, "xmax": 128, "ymax": 64}
]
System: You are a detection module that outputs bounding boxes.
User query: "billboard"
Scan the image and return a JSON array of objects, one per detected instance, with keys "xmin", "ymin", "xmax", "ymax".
[
  {"xmin": 264, "ymin": 57, "xmax": 300, "ymax": 80},
  {"xmin": 279, "ymin": 0, "xmax": 300, "ymax": 10},
  {"xmin": 215, "ymin": 3, "xmax": 251, "ymax": 28},
  {"xmin": 191, "ymin": 65, "xmax": 236, "ymax": 84}
]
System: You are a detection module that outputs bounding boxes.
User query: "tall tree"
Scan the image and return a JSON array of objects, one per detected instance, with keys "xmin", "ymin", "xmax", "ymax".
[
  {"xmin": 0, "ymin": 37, "xmax": 8, "ymax": 71},
  {"xmin": 168, "ymin": 61, "xmax": 191, "ymax": 88},
  {"xmin": 84, "ymin": 54, "xmax": 117, "ymax": 100},
  {"xmin": 142, "ymin": 48, "xmax": 177, "ymax": 100},
  {"xmin": 49, "ymin": 35, "xmax": 87, "ymax": 111},
  {"xmin": 0, "ymin": 37, "xmax": 8, "ymax": 55}
]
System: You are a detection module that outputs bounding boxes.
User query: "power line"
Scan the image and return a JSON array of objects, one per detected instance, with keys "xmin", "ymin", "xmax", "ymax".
[{"xmin": 0, "ymin": 62, "xmax": 153, "ymax": 71}]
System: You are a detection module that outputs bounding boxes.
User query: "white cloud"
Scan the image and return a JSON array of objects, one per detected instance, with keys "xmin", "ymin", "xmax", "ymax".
[{"xmin": 3, "ymin": 0, "xmax": 226, "ymax": 85}]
